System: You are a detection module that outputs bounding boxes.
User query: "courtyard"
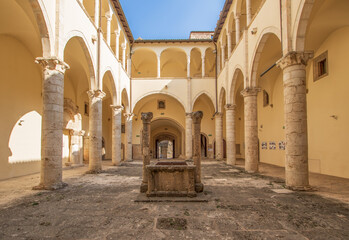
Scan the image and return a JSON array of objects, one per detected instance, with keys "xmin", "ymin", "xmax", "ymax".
[{"xmin": 0, "ymin": 160, "xmax": 348, "ymax": 240}]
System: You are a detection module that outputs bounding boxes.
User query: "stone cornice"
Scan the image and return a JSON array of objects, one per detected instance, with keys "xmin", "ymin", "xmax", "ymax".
[{"xmin": 277, "ymin": 51, "xmax": 314, "ymax": 69}]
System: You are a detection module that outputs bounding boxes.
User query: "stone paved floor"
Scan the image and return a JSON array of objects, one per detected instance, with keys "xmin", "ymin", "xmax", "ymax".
[{"xmin": 0, "ymin": 160, "xmax": 348, "ymax": 239}]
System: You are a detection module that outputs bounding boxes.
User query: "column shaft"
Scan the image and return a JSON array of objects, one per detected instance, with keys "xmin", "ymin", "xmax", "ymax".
[
  {"xmin": 140, "ymin": 112, "xmax": 153, "ymax": 193},
  {"xmin": 87, "ymin": 89, "xmax": 105, "ymax": 173},
  {"xmin": 246, "ymin": 0, "xmax": 252, "ymax": 25},
  {"xmin": 215, "ymin": 112, "xmax": 223, "ymax": 160},
  {"xmin": 192, "ymin": 111, "xmax": 204, "ymax": 192},
  {"xmin": 226, "ymin": 104, "xmax": 236, "ymax": 165},
  {"xmin": 111, "ymin": 105, "xmax": 123, "ymax": 165},
  {"xmin": 34, "ymin": 57, "xmax": 69, "ymax": 190},
  {"xmin": 124, "ymin": 113, "xmax": 133, "ymax": 161},
  {"xmin": 106, "ymin": 16, "xmax": 112, "ymax": 46},
  {"xmin": 122, "ymin": 43, "xmax": 126, "ymax": 69},
  {"xmin": 94, "ymin": 0, "xmax": 99, "ymax": 26},
  {"xmin": 185, "ymin": 113, "xmax": 193, "ymax": 160},
  {"xmin": 201, "ymin": 57, "xmax": 205, "ymax": 78},
  {"xmin": 227, "ymin": 32, "xmax": 232, "ymax": 58},
  {"xmin": 115, "ymin": 30, "xmax": 120, "ymax": 60},
  {"xmin": 235, "ymin": 15, "xmax": 241, "ymax": 43},
  {"xmin": 157, "ymin": 55, "xmax": 161, "ymax": 78},
  {"xmin": 277, "ymin": 51, "xmax": 313, "ymax": 189},
  {"xmin": 187, "ymin": 56, "xmax": 191, "ymax": 78},
  {"xmin": 241, "ymin": 88, "xmax": 260, "ymax": 172}
]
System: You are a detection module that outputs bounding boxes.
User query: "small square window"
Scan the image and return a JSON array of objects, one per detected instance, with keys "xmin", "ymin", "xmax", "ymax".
[
  {"xmin": 263, "ymin": 90, "xmax": 269, "ymax": 107},
  {"xmin": 313, "ymin": 51, "xmax": 328, "ymax": 82},
  {"xmin": 157, "ymin": 100, "xmax": 166, "ymax": 109},
  {"xmin": 84, "ymin": 102, "xmax": 89, "ymax": 116}
]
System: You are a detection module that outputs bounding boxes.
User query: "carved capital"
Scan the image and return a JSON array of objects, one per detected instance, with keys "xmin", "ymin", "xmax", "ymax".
[
  {"xmin": 121, "ymin": 43, "xmax": 127, "ymax": 50},
  {"xmin": 124, "ymin": 113, "xmax": 134, "ymax": 121},
  {"xmin": 277, "ymin": 51, "xmax": 314, "ymax": 69},
  {"xmin": 110, "ymin": 105, "xmax": 124, "ymax": 114},
  {"xmin": 215, "ymin": 112, "xmax": 223, "ymax": 118},
  {"xmin": 192, "ymin": 111, "xmax": 203, "ymax": 124},
  {"xmin": 87, "ymin": 89, "xmax": 106, "ymax": 100},
  {"xmin": 186, "ymin": 112, "xmax": 193, "ymax": 118},
  {"xmin": 78, "ymin": 130, "xmax": 85, "ymax": 136},
  {"xmin": 35, "ymin": 57, "xmax": 70, "ymax": 74},
  {"xmin": 225, "ymin": 104, "xmax": 236, "ymax": 111},
  {"xmin": 240, "ymin": 87, "xmax": 261, "ymax": 97},
  {"xmin": 141, "ymin": 112, "xmax": 153, "ymax": 124}
]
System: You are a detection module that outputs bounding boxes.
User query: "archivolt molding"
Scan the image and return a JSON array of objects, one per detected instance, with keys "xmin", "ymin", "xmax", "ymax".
[
  {"xmin": 249, "ymin": 26, "xmax": 281, "ymax": 88},
  {"xmin": 228, "ymin": 65, "xmax": 244, "ymax": 104},
  {"xmin": 62, "ymin": 30, "xmax": 97, "ymax": 90},
  {"xmin": 191, "ymin": 91, "xmax": 215, "ymax": 112},
  {"xmin": 133, "ymin": 91, "xmax": 187, "ymax": 113}
]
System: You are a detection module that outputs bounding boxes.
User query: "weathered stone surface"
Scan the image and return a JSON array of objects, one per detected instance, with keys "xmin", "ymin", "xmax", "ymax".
[
  {"xmin": 241, "ymin": 87, "xmax": 260, "ymax": 173},
  {"xmin": 192, "ymin": 111, "xmax": 204, "ymax": 192},
  {"xmin": 140, "ymin": 112, "xmax": 153, "ymax": 193}
]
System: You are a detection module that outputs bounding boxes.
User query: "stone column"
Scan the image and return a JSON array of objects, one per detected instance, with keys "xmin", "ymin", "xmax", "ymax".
[
  {"xmin": 94, "ymin": 0, "xmax": 99, "ymax": 26},
  {"xmin": 140, "ymin": 112, "xmax": 153, "ymax": 193},
  {"xmin": 246, "ymin": 0, "xmax": 252, "ymax": 26},
  {"xmin": 115, "ymin": 29, "xmax": 120, "ymax": 59},
  {"xmin": 241, "ymin": 87, "xmax": 260, "ymax": 172},
  {"xmin": 221, "ymin": 43, "xmax": 225, "ymax": 68},
  {"xmin": 34, "ymin": 57, "xmax": 69, "ymax": 190},
  {"xmin": 187, "ymin": 55, "xmax": 191, "ymax": 78},
  {"xmin": 127, "ymin": 57, "xmax": 131, "ymax": 76},
  {"xmin": 235, "ymin": 14, "xmax": 241, "ymax": 43},
  {"xmin": 78, "ymin": 130, "xmax": 85, "ymax": 165},
  {"xmin": 157, "ymin": 54, "xmax": 161, "ymax": 78},
  {"xmin": 124, "ymin": 113, "xmax": 134, "ymax": 161},
  {"xmin": 225, "ymin": 104, "xmax": 236, "ymax": 165},
  {"xmin": 215, "ymin": 112, "xmax": 223, "ymax": 160},
  {"xmin": 192, "ymin": 111, "xmax": 204, "ymax": 192},
  {"xmin": 201, "ymin": 57, "xmax": 205, "ymax": 78},
  {"xmin": 69, "ymin": 130, "xmax": 81, "ymax": 165},
  {"xmin": 111, "ymin": 105, "xmax": 123, "ymax": 166},
  {"xmin": 106, "ymin": 14, "xmax": 112, "ymax": 46},
  {"xmin": 217, "ymin": 48, "xmax": 221, "ymax": 75},
  {"xmin": 227, "ymin": 32, "xmax": 232, "ymax": 58},
  {"xmin": 122, "ymin": 42, "xmax": 126, "ymax": 69},
  {"xmin": 87, "ymin": 89, "xmax": 105, "ymax": 173},
  {"xmin": 185, "ymin": 113, "xmax": 193, "ymax": 160},
  {"xmin": 277, "ymin": 51, "xmax": 313, "ymax": 190}
]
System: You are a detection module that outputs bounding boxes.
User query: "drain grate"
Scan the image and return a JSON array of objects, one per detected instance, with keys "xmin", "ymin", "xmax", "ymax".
[{"xmin": 156, "ymin": 217, "xmax": 187, "ymax": 230}]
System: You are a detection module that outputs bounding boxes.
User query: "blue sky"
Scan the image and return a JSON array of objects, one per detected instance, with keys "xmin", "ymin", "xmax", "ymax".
[{"xmin": 119, "ymin": 0, "xmax": 226, "ymax": 40}]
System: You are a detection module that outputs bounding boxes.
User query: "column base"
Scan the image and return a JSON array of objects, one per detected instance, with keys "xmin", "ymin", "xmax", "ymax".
[
  {"xmin": 85, "ymin": 169, "xmax": 103, "ymax": 174},
  {"xmin": 195, "ymin": 183, "xmax": 204, "ymax": 193},
  {"xmin": 286, "ymin": 185, "xmax": 313, "ymax": 191},
  {"xmin": 140, "ymin": 183, "xmax": 148, "ymax": 193},
  {"xmin": 32, "ymin": 182, "xmax": 68, "ymax": 191}
]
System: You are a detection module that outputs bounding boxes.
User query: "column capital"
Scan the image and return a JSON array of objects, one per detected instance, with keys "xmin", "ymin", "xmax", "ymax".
[
  {"xmin": 141, "ymin": 112, "xmax": 153, "ymax": 124},
  {"xmin": 277, "ymin": 51, "xmax": 314, "ymax": 69},
  {"xmin": 225, "ymin": 104, "xmax": 236, "ymax": 111},
  {"xmin": 192, "ymin": 111, "xmax": 203, "ymax": 124},
  {"xmin": 234, "ymin": 14, "xmax": 241, "ymax": 20},
  {"xmin": 87, "ymin": 89, "xmax": 106, "ymax": 100},
  {"xmin": 241, "ymin": 87, "xmax": 261, "ymax": 97},
  {"xmin": 124, "ymin": 112, "xmax": 134, "ymax": 121},
  {"xmin": 186, "ymin": 112, "xmax": 193, "ymax": 118},
  {"xmin": 114, "ymin": 29, "xmax": 120, "ymax": 36},
  {"xmin": 78, "ymin": 130, "xmax": 85, "ymax": 136},
  {"xmin": 35, "ymin": 57, "xmax": 70, "ymax": 74},
  {"xmin": 110, "ymin": 105, "xmax": 124, "ymax": 113},
  {"xmin": 121, "ymin": 43, "xmax": 127, "ymax": 50},
  {"xmin": 215, "ymin": 112, "xmax": 223, "ymax": 118}
]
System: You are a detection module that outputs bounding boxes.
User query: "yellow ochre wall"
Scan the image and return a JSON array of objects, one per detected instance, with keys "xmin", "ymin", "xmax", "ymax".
[{"xmin": 0, "ymin": 36, "xmax": 42, "ymax": 180}]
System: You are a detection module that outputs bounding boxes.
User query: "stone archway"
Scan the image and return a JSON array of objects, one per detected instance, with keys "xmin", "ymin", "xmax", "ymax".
[{"xmin": 63, "ymin": 98, "xmax": 84, "ymax": 166}]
